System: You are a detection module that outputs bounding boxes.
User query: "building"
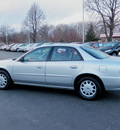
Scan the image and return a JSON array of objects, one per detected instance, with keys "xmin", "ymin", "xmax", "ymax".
[{"xmin": 100, "ymin": 33, "xmax": 120, "ymax": 42}]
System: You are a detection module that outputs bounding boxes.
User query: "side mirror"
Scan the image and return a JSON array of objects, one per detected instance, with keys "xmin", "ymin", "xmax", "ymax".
[
  {"xmin": 19, "ymin": 57, "xmax": 24, "ymax": 62},
  {"xmin": 12, "ymin": 57, "xmax": 17, "ymax": 60}
]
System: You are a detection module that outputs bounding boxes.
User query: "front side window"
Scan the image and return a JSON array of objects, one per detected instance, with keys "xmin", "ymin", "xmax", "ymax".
[
  {"xmin": 23, "ymin": 47, "xmax": 51, "ymax": 62},
  {"xmin": 51, "ymin": 47, "xmax": 83, "ymax": 61}
]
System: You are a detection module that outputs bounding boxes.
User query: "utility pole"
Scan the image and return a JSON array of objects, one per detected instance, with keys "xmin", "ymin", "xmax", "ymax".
[
  {"xmin": 28, "ymin": 16, "xmax": 30, "ymax": 44},
  {"xmin": 26, "ymin": 14, "xmax": 30, "ymax": 43},
  {"xmin": 82, "ymin": 0, "xmax": 85, "ymax": 43}
]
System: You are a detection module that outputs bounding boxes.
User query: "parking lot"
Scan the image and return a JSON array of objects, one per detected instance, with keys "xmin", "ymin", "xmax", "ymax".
[{"xmin": 0, "ymin": 50, "xmax": 120, "ymax": 130}]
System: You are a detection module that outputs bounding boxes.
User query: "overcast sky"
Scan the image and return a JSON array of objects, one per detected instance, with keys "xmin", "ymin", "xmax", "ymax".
[{"xmin": 0, "ymin": 0, "xmax": 89, "ymax": 31}]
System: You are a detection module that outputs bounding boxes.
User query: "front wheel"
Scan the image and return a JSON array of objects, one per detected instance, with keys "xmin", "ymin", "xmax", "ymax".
[
  {"xmin": 0, "ymin": 70, "xmax": 12, "ymax": 90},
  {"xmin": 76, "ymin": 77, "xmax": 102, "ymax": 100},
  {"xmin": 112, "ymin": 52, "xmax": 117, "ymax": 56}
]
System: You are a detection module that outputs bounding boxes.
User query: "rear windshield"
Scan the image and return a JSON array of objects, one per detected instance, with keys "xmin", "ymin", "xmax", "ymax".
[{"xmin": 80, "ymin": 45, "xmax": 109, "ymax": 59}]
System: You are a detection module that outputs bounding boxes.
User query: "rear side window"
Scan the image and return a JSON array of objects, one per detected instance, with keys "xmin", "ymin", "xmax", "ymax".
[{"xmin": 51, "ymin": 47, "xmax": 83, "ymax": 61}]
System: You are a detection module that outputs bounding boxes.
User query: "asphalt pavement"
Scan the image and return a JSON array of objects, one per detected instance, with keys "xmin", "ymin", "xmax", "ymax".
[{"xmin": 0, "ymin": 50, "xmax": 120, "ymax": 130}]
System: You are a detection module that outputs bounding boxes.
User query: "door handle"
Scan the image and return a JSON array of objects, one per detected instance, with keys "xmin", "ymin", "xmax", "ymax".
[
  {"xmin": 37, "ymin": 65, "xmax": 43, "ymax": 69},
  {"xmin": 70, "ymin": 65, "xmax": 78, "ymax": 69}
]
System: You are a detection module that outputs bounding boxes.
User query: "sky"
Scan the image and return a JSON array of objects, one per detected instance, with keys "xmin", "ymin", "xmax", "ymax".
[{"xmin": 0, "ymin": 0, "xmax": 89, "ymax": 31}]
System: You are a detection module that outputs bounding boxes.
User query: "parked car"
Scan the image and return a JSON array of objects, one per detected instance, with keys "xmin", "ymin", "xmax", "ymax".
[
  {"xmin": 72, "ymin": 42, "xmax": 83, "ymax": 44},
  {"xmin": 0, "ymin": 43, "xmax": 120, "ymax": 100},
  {"xmin": 24, "ymin": 44, "xmax": 35, "ymax": 52},
  {"xmin": 85, "ymin": 42, "xmax": 104, "ymax": 49},
  {"xmin": 99, "ymin": 42, "xmax": 120, "ymax": 56},
  {"xmin": 10, "ymin": 43, "xmax": 21, "ymax": 51},
  {"xmin": 5, "ymin": 43, "xmax": 16, "ymax": 51},
  {"xmin": 0, "ymin": 44, "xmax": 7, "ymax": 50},
  {"xmin": 25, "ymin": 43, "xmax": 42, "ymax": 52},
  {"xmin": 0, "ymin": 44, "xmax": 6, "ymax": 50},
  {"xmin": 17, "ymin": 43, "xmax": 29, "ymax": 52}
]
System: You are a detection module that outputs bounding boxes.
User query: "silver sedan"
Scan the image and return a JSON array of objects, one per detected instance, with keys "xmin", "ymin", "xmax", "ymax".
[{"xmin": 0, "ymin": 43, "xmax": 120, "ymax": 100}]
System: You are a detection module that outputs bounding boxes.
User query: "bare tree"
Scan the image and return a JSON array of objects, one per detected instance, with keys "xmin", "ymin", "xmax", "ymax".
[
  {"xmin": 0, "ymin": 25, "xmax": 15, "ymax": 44},
  {"xmin": 38, "ymin": 25, "xmax": 49, "ymax": 42},
  {"xmin": 48, "ymin": 24, "xmax": 83, "ymax": 42},
  {"xmin": 85, "ymin": 0, "xmax": 120, "ymax": 42},
  {"xmin": 11, "ymin": 31, "xmax": 27, "ymax": 43},
  {"xmin": 23, "ymin": 2, "xmax": 45, "ymax": 43}
]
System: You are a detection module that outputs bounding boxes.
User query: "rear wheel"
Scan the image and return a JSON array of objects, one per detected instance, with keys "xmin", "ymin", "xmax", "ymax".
[
  {"xmin": 0, "ymin": 70, "xmax": 12, "ymax": 90},
  {"xmin": 76, "ymin": 77, "xmax": 102, "ymax": 100}
]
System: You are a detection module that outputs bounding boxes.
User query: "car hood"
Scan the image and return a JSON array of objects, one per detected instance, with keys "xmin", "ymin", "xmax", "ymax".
[
  {"xmin": 99, "ymin": 46, "xmax": 113, "ymax": 51},
  {"xmin": 0, "ymin": 59, "xmax": 15, "ymax": 66}
]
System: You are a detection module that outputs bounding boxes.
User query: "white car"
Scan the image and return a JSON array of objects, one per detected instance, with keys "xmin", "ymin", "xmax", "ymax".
[
  {"xmin": 0, "ymin": 43, "xmax": 120, "ymax": 100},
  {"xmin": 25, "ymin": 43, "xmax": 42, "ymax": 52}
]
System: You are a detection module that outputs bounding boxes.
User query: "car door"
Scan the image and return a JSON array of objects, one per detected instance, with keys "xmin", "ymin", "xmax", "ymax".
[
  {"xmin": 46, "ymin": 46, "xmax": 84, "ymax": 87},
  {"xmin": 13, "ymin": 47, "xmax": 51, "ymax": 85}
]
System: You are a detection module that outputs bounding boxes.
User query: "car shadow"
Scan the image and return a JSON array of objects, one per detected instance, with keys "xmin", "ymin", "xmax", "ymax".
[
  {"xmin": 11, "ymin": 85, "xmax": 120, "ymax": 101},
  {"xmin": 13, "ymin": 84, "xmax": 77, "ymax": 97},
  {"xmin": 98, "ymin": 91, "xmax": 120, "ymax": 101}
]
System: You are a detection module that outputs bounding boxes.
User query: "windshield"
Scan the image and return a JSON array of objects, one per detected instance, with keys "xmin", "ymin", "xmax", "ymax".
[
  {"xmin": 104, "ymin": 42, "xmax": 118, "ymax": 47},
  {"xmin": 85, "ymin": 43, "xmax": 93, "ymax": 46},
  {"xmin": 80, "ymin": 45, "xmax": 109, "ymax": 59}
]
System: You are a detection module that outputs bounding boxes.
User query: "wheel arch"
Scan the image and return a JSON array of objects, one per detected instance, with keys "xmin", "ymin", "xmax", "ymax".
[
  {"xmin": 74, "ymin": 73, "xmax": 105, "ymax": 91},
  {"xmin": 110, "ymin": 51, "xmax": 118, "ymax": 55},
  {"xmin": 0, "ymin": 68, "xmax": 13, "ymax": 82}
]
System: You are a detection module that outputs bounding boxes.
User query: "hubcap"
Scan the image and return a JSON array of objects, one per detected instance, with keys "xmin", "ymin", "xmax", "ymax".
[
  {"xmin": 0, "ymin": 74, "xmax": 7, "ymax": 88},
  {"xmin": 80, "ymin": 80, "xmax": 97, "ymax": 98}
]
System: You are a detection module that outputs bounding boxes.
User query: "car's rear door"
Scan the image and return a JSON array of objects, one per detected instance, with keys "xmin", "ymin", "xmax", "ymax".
[{"xmin": 46, "ymin": 46, "xmax": 84, "ymax": 87}]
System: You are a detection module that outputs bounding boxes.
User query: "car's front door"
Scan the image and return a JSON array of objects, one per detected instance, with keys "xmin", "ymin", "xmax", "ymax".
[
  {"xmin": 46, "ymin": 46, "xmax": 84, "ymax": 88},
  {"xmin": 13, "ymin": 47, "xmax": 51, "ymax": 85}
]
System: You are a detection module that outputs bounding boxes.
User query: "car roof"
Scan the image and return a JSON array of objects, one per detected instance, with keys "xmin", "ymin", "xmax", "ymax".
[{"xmin": 40, "ymin": 43, "xmax": 83, "ymax": 48}]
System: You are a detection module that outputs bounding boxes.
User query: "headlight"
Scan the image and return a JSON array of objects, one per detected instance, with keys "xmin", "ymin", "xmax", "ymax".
[{"xmin": 105, "ymin": 49, "xmax": 112, "ymax": 53}]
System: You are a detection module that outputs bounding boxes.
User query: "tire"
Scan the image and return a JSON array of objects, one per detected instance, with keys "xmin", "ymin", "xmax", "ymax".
[
  {"xmin": 0, "ymin": 70, "xmax": 12, "ymax": 90},
  {"xmin": 76, "ymin": 77, "xmax": 102, "ymax": 100},
  {"xmin": 112, "ymin": 52, "xmax": 117, "ymax": 56}
]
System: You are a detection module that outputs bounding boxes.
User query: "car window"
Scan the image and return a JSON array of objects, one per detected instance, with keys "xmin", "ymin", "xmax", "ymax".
[
  {"xmin": 23, "ymin": 47, "xmax": 51, "ymax": 62},
  {"xmin": 99, "ymin": 43, "xmax": 104, "ymax": 47},
  {"xmin": 81, "ymin": 45, "xmax": 109, "ymax": 59},
  {"xmin": 51, "ymin": 47, "xmax": 82, "ymax": 61},
  {"xmin": 104, "ymin": 42, "xmax": 118, "ymax": 47},
  {"xmin": 92, "ymin": 43, "xmax": 99, "ymax": 48}
]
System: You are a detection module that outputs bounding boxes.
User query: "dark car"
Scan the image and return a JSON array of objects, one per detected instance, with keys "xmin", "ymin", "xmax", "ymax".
[{"xmin": 99, "ymin": 42, "xmax": 120, "ymax": 56}]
